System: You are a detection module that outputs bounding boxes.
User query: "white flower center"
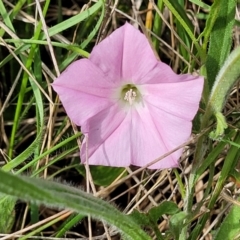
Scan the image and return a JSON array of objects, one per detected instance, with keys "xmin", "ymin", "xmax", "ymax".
[
  {"xmin": 124, "ymin": 89, "xmax": 137, "ymax": 105},
  {"xmin": 120, "ymin": 83, "xmax": 142, "ymax": 106}
]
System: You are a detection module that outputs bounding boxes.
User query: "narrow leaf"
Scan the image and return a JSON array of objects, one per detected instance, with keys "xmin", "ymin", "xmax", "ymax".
[
  {"xmin": 214, "ymin": 197, "xmax": 240, "ymax": 240},
  {"xmin": 205, "ymin": 0, "xmax": 236, "ymax": 90},
  {"xmin": 202, "ymin": 46, "xmax": 240, "ymax": 138},
  {"xmin": 0, "ymin": 194, "xmax": 16, "ymax": 233},
  {"xmin": 0, "ymin": 170, "xmax": 151, "ymax": 240}
]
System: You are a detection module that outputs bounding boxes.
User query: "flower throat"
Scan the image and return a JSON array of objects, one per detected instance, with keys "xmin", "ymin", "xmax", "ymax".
[{"xmin": 121, "ymin": 84, "xmax": 141, "ymax": 105}]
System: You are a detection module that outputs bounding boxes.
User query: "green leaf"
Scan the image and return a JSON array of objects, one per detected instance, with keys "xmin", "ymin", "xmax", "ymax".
[
  {"xmin": 214, "ymin": 196, "xmax": 240, "ymax": 240},
  {"xmin": 169, "ymin": 211, "xmax": 187, "ymax": 240},
  {"xmin": 76, "ymin": 165, "xmax": 126, "ymax": 186},
  {"xmin": 196, "ymin": 129, "xmax": 237, "ymax": 178},
  {"xmin": 198, "ymin": 0, "xmax": 220, "ymax": 54},
  {"xmin": 0, "ymin": 194, "xmax": 16, "ymax": 233},
  {"xmin": 201, "ymin": 46, "xmax": 240, "ymax": 138},
  {"xmin": 130, "ymin": 210, "xmax": 163, "ymax": 239},
  {"xmin": 205, "ymin": 0, "xmax": 236, "ymax": 90},
  {"xmin": 194, "ymin": 46, "xmax": 240, "ymax": 172},
  {"xmin": 191, "ymin": 131, "xmax": 240, "ymax": 239},
  {"xmin": 130, "ymin": 201, "xmax": 180, "ymax": 239},
  {"xmin": 209, "ymin": 112, "xmax": 228, "ymax": 140},
  {"xmin": 209, "ymin": 46, "xmax": 240, "ymax": 114},
  {"xmin": 0, "ymin": 170, "xmax": 151, "ymax": 240},
  {"xmin": 148, "ymin": 201, "xmax": 180, "ymax": 223}
]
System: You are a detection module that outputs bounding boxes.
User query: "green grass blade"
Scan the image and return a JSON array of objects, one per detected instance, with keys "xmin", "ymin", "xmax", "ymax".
[
  {"xmin": 162, "ymin": 0, "xmax": 205, "ymax": 61},
  {"xmin": 0, "ymin": 1, "xmax": 101, "ymax": 69},
  {"xmin": 152, "ymin": 0, "xmax": 164, "ymax": 51},
  {"xmin": 0, "ymin": 0, "xmax": 15, "ymax": 34},
  {"xmin": 55, "ymin": 214, "xmax": 85, "ymax": 237},
  {"xmin": 46, "ymin": 1, "xmax": 102, "ymax": 39},
  {"xmin": 2, "ymin": 133, "xmax": 81, "ymax": 172},
  {"xmin": 8, "ymin": 0, "xmax": 50, "ymax": 158},
  {"xmin": 31, "ymin": 146, "xmax": 79, "ymax": 177},
  {"xmin": 58, "ymin": 1, "xmax": 104, "ymax": 70},
  {"xmin": 175, "ymin": 0, "xmax": 193, "ymax": 67},
  {"xmin": 189, "ymin": 0, "xmax": 210, "ymax": 10}
]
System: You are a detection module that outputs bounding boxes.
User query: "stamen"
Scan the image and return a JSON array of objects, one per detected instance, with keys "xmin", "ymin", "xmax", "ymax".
[{"xmin": 124, "ymin": 89, "xmax": 137, "ymax": 105}]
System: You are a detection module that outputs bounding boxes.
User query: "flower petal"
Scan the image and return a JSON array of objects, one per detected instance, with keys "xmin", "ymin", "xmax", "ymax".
[
  {"xmin": 52, "ymin": 59, "xmax": 115, "ymax": 126},
  {"xmin": 139, "ymin": 62, "xmax": 201, "ymax": 84},
  {"xmin": 80, "ymin": 101, "xmax": 194, "ymax": 169},
  {"xmin": 89, "ymin": 23, "xmax": 158, "ymax": 84},
  {"xmin": 130, "ymin": 104, "xmax": 191, "ymax": 169},
  {"xmin": 143, "ymin": 76, "xmax": 204, "ymax": 121},
  {"xmin": 81, "ymin": 103, "xmax": 131, "ymax": 167}
]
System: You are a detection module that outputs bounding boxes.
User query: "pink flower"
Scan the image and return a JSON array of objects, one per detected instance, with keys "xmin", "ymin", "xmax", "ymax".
[{"xmin": 52, "ymin": 23, "xmax": 203, "ymax": 169}]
